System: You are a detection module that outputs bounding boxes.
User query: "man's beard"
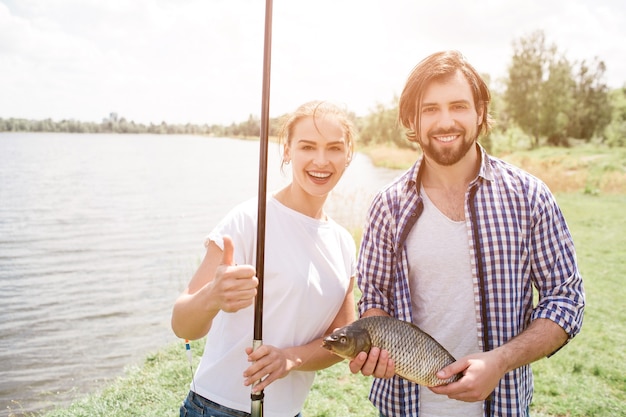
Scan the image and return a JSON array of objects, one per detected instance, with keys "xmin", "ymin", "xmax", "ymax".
[{"xmin": 418, "ymin": 128, "xmax": 476, "ymax": 166}]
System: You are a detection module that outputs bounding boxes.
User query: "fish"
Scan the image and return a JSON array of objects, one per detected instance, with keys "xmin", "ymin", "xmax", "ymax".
[{"xmin": 322, "ymin": 315, "xmax": 461, "ymax": 387}]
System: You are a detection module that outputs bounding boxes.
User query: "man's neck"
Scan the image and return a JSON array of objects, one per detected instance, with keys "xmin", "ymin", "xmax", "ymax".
[{"xmin": 421, "ymin": 144, "xmax": 481, "ymax": 191}]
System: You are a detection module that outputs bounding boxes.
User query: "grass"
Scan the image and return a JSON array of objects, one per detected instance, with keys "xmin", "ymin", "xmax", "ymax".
[
  {"xmin": 34, "ymin": 339, "xmax": 213, "ymax": 417},
  {"xmin": 360, "ymin": 143, "xmax": 422, "ymax": 170},
  {"xmin": 525, "ymin": 193, "xmax": 626, "ymax": 417},
  {"xmin": 35, "ymin": 145, "xmax": 625, "ymax": 417},
  {"xmin": 361, "ymin": 142, "xmax": 626, "ymax": 195},
  {"xmin": 498, "ymin": 144, "xmax": 626, "ymax": 195}
]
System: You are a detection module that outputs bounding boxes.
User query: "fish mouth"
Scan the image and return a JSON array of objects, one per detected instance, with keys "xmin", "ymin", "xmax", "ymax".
[
  {"xmin": 321, "ymin": 334, "xmax": 336, "ymax": 350},
  {"xmin": 322, "ymin": 333, "xmax": 343, "ymax": 352}
]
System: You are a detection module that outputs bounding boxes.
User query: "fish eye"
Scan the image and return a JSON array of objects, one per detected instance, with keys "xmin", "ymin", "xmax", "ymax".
[{"xmin": 340, "ymin": 336, "xmax": 347, "ymax": 344}]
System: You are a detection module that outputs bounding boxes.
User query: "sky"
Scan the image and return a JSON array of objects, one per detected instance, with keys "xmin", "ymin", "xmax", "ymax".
[{"xmin": 1, "ymin": 0, "xmax": 625, "ymax": 126}]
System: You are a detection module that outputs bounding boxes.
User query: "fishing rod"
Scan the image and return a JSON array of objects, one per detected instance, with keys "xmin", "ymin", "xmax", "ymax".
[
  {"xmin": 184, "ymin": 339, "xmax": 196, "ymax": 393},
  {"xmin": 252, "ymin": 0, "xmax": 273, "ymax": 415}
]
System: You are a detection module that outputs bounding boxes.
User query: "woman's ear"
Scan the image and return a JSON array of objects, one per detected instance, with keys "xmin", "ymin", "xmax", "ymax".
[{"xmin": 282, "ymin": 145, "xmax": 291, "ymax": 164}]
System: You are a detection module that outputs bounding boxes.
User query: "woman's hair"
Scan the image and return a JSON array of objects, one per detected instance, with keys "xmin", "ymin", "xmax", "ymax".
[
  {"xmin": 278, "ymin": 100, "xmax": 356, "ymax": 172},
  {"xmin": 398, "ymin": 50, "xmax": 494, "ymax": 142}
]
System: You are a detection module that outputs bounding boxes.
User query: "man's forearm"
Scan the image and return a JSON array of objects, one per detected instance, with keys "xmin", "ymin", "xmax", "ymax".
[{"xmin": 495, "ymin": 318, "xmax": 568, "ymax": 373}]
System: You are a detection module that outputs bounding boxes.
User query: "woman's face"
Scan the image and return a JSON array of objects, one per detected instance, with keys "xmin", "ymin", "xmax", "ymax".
[{"xmin": 284, "ymin": 115, "xmax": 350, "ymax": 199}]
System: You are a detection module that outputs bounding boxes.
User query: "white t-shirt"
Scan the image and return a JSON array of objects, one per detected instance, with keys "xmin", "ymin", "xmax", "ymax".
[
  {"xmin": 406, "ymin": 190, "xmax": 483, "ymax": 417},
  {"xmin": 192, "ymin": 195, "xmax": 356, "ymax": 417}
]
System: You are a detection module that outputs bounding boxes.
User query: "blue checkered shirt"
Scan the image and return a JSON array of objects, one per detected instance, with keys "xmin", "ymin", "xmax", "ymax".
[{"xmin": 357, "ymin": 145, "xmax": 585, "ymax": 417}]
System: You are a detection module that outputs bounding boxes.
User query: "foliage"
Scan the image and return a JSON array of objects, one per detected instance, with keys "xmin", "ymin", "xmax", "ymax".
[
  {"xmin": 604, "ymin": 87, "xmax": 626, "ymax": 147},
  {"xmin": 0, "ymin": 115, "xmax": 215, "ymax": 136},
  {"xmin": 356, "ymin": 97, "xmax": 406, "ymax": 148},
  {"xmin": 504, "ymin": 30, "xmax": 548, "ymax": 147},
  {"xmin": 503, "ymin": 30, "xmax": 612, "ymax": 147},
  {"xmin": 0, "ymin": 113, "xmax": 282, "ymax": 139},
  {"xmin": 569, "ymin": 57, "xmax": 612, "ymax": 141},
  {"xmin": 1, "ymin": 31, "xmax": 621, "ymax": 150},
  {"xmin": 355, "ymin": 31, "xmax": 619, "ymax": 152}
]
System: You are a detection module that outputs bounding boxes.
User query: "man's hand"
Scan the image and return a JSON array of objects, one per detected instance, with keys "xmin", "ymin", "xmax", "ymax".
[
  {"xmin": 429, "ymin": 350, "xmax": 506, "ymax": 402},
  {"xmin": 348, "ymin": 347, "xmax": 395, "ymax": 379}
]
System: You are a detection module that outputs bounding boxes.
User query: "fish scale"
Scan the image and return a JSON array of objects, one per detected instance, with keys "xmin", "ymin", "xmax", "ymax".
[{"xmin": 322, "ymin": 316, "xmax": 461, "ymax": 386}]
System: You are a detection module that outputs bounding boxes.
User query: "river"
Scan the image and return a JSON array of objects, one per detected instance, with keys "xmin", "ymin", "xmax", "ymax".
[{"xmin": 0, "ymin": 132, "xmax": 402, "ymax": 416}]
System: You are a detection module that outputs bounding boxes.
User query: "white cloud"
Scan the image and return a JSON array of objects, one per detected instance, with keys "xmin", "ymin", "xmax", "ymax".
[{"xmin": 0, "ymin": 0, "xmax": 624, "ymax": 125}]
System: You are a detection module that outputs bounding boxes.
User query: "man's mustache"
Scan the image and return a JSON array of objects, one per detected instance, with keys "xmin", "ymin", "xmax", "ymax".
[{"xmin": 428, "ymin": 127, "xmax": 465, "ymax": 136}]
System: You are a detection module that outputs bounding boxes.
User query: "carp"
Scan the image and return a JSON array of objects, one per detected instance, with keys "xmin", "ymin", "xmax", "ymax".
[{"xmin": 322, "ymin": 316, "xmax": 461, "ymax": 386}]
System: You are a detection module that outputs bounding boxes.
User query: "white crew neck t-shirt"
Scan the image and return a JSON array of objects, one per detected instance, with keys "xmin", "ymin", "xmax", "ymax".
[
  {"xmin": 406, "ymin": 189, "xmax": 482, "ymax": 417},
  {"xmin": 192, "ymin": 195, "xmax": 356, "ymax": 417}
]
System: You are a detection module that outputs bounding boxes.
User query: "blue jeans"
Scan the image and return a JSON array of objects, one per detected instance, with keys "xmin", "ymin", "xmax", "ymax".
[{"xmin": 180, "ymin": 391, "xmax": 302, "ymax": 417}]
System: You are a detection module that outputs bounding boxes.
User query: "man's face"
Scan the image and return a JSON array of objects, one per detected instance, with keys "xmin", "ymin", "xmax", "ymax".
[{"xmin": 414, "ymin": 70, "xmax": 483, "ymax": 166}]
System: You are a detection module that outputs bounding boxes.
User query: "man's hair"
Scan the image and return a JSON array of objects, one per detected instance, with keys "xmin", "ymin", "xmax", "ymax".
[{"xmin": 398, "ymin": 50, "xmax": 493, "ymax": 141}]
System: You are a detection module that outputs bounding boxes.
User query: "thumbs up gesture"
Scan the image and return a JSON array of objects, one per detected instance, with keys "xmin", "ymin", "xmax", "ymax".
[{"xmin": 211, "ymin": 235, "xmax": 258, "ymax": 313}]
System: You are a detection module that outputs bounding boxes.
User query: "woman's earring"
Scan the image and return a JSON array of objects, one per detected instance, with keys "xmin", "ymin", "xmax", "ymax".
[{"xmin": 284, "ymin": 159, "xmax": 290, "ymax": 165}]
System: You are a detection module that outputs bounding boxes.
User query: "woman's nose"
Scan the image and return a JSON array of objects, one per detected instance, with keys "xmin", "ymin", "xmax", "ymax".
[{"xmin": 313, "ymin": 150, "xmax": 329, "ymax": 166}]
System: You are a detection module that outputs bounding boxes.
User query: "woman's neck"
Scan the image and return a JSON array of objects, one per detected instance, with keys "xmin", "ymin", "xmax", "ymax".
[{"xmin": 274, "ymin": 185, "xmax": 327, "ymax": 220}]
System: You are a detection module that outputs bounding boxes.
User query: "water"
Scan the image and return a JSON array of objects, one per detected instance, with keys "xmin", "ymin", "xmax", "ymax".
[{"xmin": 0, "ymin": 133, "xmax": 402, "ymax": 416}]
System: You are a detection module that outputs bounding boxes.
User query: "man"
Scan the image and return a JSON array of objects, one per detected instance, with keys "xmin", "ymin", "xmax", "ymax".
[{"xmin": 349, "ymin": 50, "xmax": 585, "ymax": 416}]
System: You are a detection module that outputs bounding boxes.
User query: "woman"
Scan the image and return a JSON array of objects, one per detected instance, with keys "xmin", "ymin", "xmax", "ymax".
[{"xmin": 172, "ymin": 100, "xmax": 358, "ymax": 417}]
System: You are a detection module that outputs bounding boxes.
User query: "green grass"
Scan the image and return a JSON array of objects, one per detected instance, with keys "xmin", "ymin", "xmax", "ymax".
[
  {"xmin": 36, "ymin": 339, "xmax": 203, "ymax": 417},
  {"xmin": 36, "ymin": 192, "xmax": 626, "ymax": 417},
  {"xmin": 361, "ymin": 143, "xmax": 626, "ymax": 195},
  {"xmin": 529, "ymin": 193, "xmax": 626, "ymax": 417},
  {"xmin": 497, "ymin": 144, "xmax": 626, "ymax": 195}
]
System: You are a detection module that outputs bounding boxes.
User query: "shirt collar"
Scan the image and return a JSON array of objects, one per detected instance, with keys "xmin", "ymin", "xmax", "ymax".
[{"xmin": 404, "ymin": 143, "xmax": 494, "ymax": 194}]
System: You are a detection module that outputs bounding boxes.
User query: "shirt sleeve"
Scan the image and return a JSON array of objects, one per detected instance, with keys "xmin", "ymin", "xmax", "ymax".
[
  {"xmin": 529, "ymin": 188, "xmax": 585, "ymax": 341},
  {"xmin": 357, "ymin": 192, "xmax": 398, "ymax": 317}
]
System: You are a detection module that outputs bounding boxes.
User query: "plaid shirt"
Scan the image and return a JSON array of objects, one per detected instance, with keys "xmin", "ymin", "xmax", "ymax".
[{"xmin": 357, "ymin": 145, "xmax": 585, "ymax": 417}]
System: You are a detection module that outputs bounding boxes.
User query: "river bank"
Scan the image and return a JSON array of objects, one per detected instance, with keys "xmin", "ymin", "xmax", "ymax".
[
  {"xmin": 13, "ymin": 140, "xmax": 626, "ymax": 416},
  {"xmin": 38, "ymin": 191, "xmax": 626, "ymax": 417},
  {"xmin": 0, "ymin": 133, "xmax": 400, "ymax": 417}
]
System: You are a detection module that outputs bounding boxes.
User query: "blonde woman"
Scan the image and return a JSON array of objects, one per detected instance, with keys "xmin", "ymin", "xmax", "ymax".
[{"xmin": 172, "ymin": 100, "xmax": 357, "ymax": 417}]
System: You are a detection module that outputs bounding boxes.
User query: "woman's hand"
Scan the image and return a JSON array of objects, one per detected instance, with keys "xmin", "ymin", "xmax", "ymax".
[
  {"xmin": 243, "ymin": 344, "xmax": 300, "ymax": 393},
  {"xmin": 206, "ymin": 236, "xmax": 258, "ymax": 313}
]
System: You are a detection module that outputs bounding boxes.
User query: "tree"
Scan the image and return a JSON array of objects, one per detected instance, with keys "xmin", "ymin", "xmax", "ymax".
[
  {"xmin": 505, "ymin": 30, "xmax": 549, "ymax": 148},
  {"xmin": 542, "ymin": 55, "xmax": 575, "ymax": 146},
  {"xmin": 604, "ymin": 87, "xmax": 626, "ymax": 147},
  {"xmin": 358, "ymin": 97, "xmax": 406, "ymax": 148},
  {"xmin": 504, "ymin": 30, "xmax": 578, "ymax": 148},
  {"xmin": 569, "ymin": 57, "xmax": 611, "ymax": 141},
  {"xmin": 505, "ymin": 30, "xmax": 613, "ymax": 147}
]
